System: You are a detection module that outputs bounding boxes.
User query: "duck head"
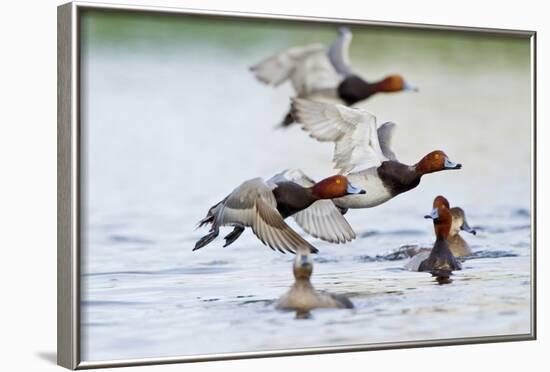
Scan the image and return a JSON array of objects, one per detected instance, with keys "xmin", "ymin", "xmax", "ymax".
[
  {"xmin": 433, "ymin": 195, "xmax": 450, "ymax": 209},
  {"xmin": 450, "ymin": 207, "xmax": 477, "ymax": 236},
  {"xmin": 376, "ymin": 75, "xmax": 418, "ymax": 93},
  {"xmin": 311, "ymin": 175, "xmax": 366, "ymax": 199},
  {"xmin": 293, "ymin": 252, "xmax": 313, "ymax": 280},
  {"xmin": 415, "ymin": 150, "xmax": 462, "ymax": 175},
  {"xmin": 424, "ymin": 195, "xmax": 453, "ymax": 239}
]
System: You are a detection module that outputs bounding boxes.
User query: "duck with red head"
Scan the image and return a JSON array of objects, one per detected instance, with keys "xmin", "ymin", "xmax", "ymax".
[
  {"xmin": 338, "ymin": 73, "xmax": 417, "ymax": 106},
  {"xmin": 418, "ymin": 195, "xmax": 463, "ymax": 278},
  {"xmin": 250, "ymin": 27, "xmax": 417, "ymax": 127},
  {"xmin": 402, "ymin": 196, "xmax": 477, "ymax": 268},
  {"xmin": 343, "ymin": 150, "xmax": 462, "ymax": 207},
  {"xmin": 415, "ymin": 151, "xmax": 462, "ymax": 174},
  {"xmin": 193, "ymin": 173, "xmax": 365, "ymax": 254},
  {"xmin": 287, "ymin": 99, "xmax": 462, "ymax": 242}
]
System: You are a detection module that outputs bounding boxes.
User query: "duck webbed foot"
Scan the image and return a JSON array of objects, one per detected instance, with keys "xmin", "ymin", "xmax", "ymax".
[
  {"xmin": 193, "ymin": 228, "xmax": 220, "ymax": 251},
  {"xmin": 223, "ymin": 226, "xmax": 245, "ymax": 247}
]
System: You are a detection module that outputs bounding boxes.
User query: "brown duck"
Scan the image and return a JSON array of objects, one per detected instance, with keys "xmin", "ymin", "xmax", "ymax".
[
  {"xmin": 418, "ymin": 195, "xmax": 463, "ymax": 277},
  {"xmin": 276, "ymin": 251, "xmax": 354, "ymax": 312}
]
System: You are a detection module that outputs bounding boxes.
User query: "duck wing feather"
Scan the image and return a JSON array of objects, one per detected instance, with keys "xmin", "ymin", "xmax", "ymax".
[
  {"xmin": 327, "ymin": 27, "xmax": 353, "ymax": 76},
  {"xmin": 250, "ymin": 44, "xmax": 341, "ymax": 97},
  {"xmin": 377, "ymin": 121, "xmax": 398, "ymax": 161},
  {"xmin": 266, "ymin": 169, "xmax": 316, "ymax": 188},
  {"xmin": 293, "ymin": 200, "xmax": 356, "ymax": 244},
  {"xmin": 291, "ymin": 98, "xmax": 389, "ymax": 173},
  {"xmin": 219, "ymin": 178, "xmax": 317, "ymax": 254}
]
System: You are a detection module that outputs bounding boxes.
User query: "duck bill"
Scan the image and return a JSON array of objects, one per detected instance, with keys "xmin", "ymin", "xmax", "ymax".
[
  {"xmin": 444, "ymin": 158, "xmax": 462, "ymax": 170},
  {"xmin": 461, "ymin": 221, "xmax": 477, "ymax": 235},
  {"xmin": 296, "ymin": 253, "xmax": 312, "ymax": 268},
  {"xmin": 346, "ymin": 183, "xmax": 366, "ymax": 195},
  {"xmin": 403, "ymin": 82, "xmax": 419, "ymax": 92},
  {"xmin": 424, "ymin": 208, "xmax": 439, "ymax": 220}
]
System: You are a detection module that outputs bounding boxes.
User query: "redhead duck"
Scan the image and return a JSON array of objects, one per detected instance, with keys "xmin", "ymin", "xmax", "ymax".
[
  {"xmin": 417, "ymin": 196, "xmax": 462, "ymax": 277},
  {"xmin": 193, "ymin": 174, "xmax": 365, "ymax": 253},
  {"xmin": 403, "ymin": 198, "xmax": 476, "ymax": 266},
  {"xmin": 250, "ymin": 27, "xmax": 416, "ymax": 127},
  {"xmin": 285, "ymin": 99, "xmax": 461, "ymax": 242},
  {"xmin": 276, "ymin": 251, "xmax": 354, "ymax": 311}
]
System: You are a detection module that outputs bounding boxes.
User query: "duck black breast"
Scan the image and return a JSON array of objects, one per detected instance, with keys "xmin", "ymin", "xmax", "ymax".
[
  {"xmin": 419, "ymin": 236, "xmax": 462, "ymax": 274},
  {"xmin": 377, "ymin": 161, "xmax": 421, "ymax": 197},
  {"xmin": 272, "ymin": 182, "xmax": 316, "ymax": 219},
  {"xmin": 337, "ymin": 75, "xmax": 375, "ymax": 105}
]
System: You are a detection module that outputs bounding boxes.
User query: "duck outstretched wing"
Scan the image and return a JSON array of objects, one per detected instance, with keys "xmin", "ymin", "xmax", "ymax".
[
  {"xmin": 327, "ymin": 27, "xmax": 353, "ymax": 76},
  {"xmin": 250, "ymin": 44, "xmax": 341, "ymax": 97},
  {"xmin": 291, "ymin": 98, "xmax": 389, "ymax": 173},
  {"xmin": 266, "ymin": 168, "xmax": 316, "ymax": 188},
  {"xmin": 377, "ymin": 121, "xmax": 398, "ymax": 161},
  {"xmin": 293, "ymin": 200, "xmax": 356, "ymax": 244},
  {"xmin": 220, "ymin": 178, "xmax": 318, "ymax": 254},
  {"xmin": 253, "ymin": 197, "xmax": 318, "ymax": 254}
]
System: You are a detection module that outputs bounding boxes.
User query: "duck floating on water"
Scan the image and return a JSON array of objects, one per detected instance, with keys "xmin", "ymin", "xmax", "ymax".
[
  {"xmin": 193, "ymin": 174, "xmax": 365, "ymax": 253},
  {"xmin": 283, "ymin": 98, "xmax": 462, "ymax": 241},
  {"xmin": 447, "ymin": 206, "xmax": 477, "ymax": 256},
  {"xmin": 416, "ymin": 195, "xmax": 463, "ymax": 278},
  {"xmin": 276, "ymin": 251, "xmax": 354, "ymax": 312},
  {"xmin": 404, "ymin": 197, "xmax": 476, "ymax": 270},
  {"xmin": 250, "ymin": 27, "xmax": 417, "ymax": 127}
]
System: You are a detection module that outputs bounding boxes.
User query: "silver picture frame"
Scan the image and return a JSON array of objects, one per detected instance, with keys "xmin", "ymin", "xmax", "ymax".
[{"xmin": 57, "ymin": 1, "xmax": 537, "ymax": 369}]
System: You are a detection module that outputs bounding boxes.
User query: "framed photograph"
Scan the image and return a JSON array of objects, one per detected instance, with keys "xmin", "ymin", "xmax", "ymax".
[{"xmin": 57, "ymin": 1, "xmax": 536, "ymax": 369}]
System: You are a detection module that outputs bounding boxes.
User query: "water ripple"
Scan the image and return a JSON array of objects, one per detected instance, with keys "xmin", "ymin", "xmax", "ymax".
[{"xmin": 83, "ymin": 266, "xmax": 235, "ymax": 277}]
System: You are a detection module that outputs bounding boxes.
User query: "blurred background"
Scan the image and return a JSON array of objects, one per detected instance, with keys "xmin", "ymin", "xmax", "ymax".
[{"xmin": 79, "ymin": 9, "xmax": 532, "ymax": 362}]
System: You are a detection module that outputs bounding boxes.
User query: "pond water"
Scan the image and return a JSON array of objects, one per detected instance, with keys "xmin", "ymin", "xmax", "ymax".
[{"xmin": 79, "ymin": 10, "xmax": 532, "ymax": 362}]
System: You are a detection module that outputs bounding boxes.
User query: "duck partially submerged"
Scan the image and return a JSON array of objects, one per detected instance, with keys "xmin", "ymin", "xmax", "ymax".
[
  {"xmin": 193, "ymin": 174, "xmax": 365, "ymax": 253},
  {"xmin": 417, "ymin": 196, "xmax": 463, "ymax": 278},
  {"xmin": 250, "ymin": 27, "xmax": 416, "ymax": 127},
  {"xmin": 276, "ymin": 251, "xmax": 354, "ymax": 312},
  {"xmin": 285, "ymin": 99, "xmax": 462, "ymax": 241}
]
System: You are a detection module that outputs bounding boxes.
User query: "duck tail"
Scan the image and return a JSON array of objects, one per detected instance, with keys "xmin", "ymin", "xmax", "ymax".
[
  {"xmin": 196, "ymin": 213, "xmax": 214, "ymax": 229},
  {"xmin": 196, "ymin": 199, "xmax": 225, "ymax": 229},
  {"xmin": 194, "ymin": 200, "xmax": 225, "ymax": 250},
  {"xmin": 194, "ymin": 214, "xmax": 218, "ymax": 250}
]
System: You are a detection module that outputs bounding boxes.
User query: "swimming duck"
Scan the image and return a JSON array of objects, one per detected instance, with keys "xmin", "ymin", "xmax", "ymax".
[
  {"xmin": 448, "ymin": 206, "xmax": 476, "ymax": 256},
  {"xmin": 250, "ymin": 27, "xmax": 416, "ymax": 127},
  {"xmin": 193, "ymin": 174, "xmax": 365, "ymax": 253},
  {"xmin": 403, "ymin": 199, "xmax": 476, "ymax": 266},
  {"xmin": 417, "ymin": 195, "xmax": 463, "ymax": 277},
  {"xmin": 276, "ymin": 251, "xmax": 354, "ymax": 311},
  {"xmin": 283, "ymin": 99, "xmax": 461, "ymax": 242}
]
